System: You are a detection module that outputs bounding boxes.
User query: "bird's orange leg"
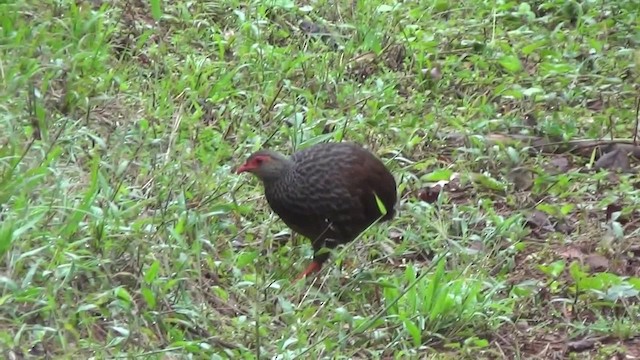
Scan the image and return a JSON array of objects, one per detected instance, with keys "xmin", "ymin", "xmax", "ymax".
[{"xmin": 295, "ymin": 261, "xmax": 322, "ymax": 281}]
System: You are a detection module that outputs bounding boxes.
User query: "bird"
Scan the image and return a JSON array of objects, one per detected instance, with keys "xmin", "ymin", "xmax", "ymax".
[{"xmin": 236, "ymin": 141, "xmax": 397, "ymax": 281}]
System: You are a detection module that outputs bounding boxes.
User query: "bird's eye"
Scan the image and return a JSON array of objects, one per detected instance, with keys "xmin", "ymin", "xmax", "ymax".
[{"xmin": 255, "ymin": 158, "xmax": 263, "ymax": 165}]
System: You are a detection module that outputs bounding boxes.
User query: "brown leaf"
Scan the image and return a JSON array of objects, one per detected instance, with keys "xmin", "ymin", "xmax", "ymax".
[
  {"xmin": 525, "ymin": 210, "xmax": 554, "ymax": 232},
  {"xmin": 429, "ymin": 66, "xmax": 442, "ymax": 80},
  {"xmin": 558, "ymin": 246, "xmax": 584, "ymax": 260},
  {"xmin": 298, "ymin": 21, "xmax": 340, "ymax": 50},
  {"xmin": 299, "ymin": 20, "xmax": 325, "ymax": 35},
  {"xmin": 593, "ymin": 148, "xmax": 630, "ymax": 172},
  {"xmin": 585, "ymin": 254, "xmax": 609, "ymax": 271},
  {"xmin": 231, "ymin": 236, "xmax": 247, "ymax": 249},
  {"xmin": 547, "ymin": 156, "xmax": 571, "ymax": 174},
  {"xmin": 448, "ymin": 176, "xmax": 462, "ymax": 191},
  {"xmin": 388, "ymin": 229, "xmax": 404, "ymax": 242},
  {"xmin": 555, "ymin": 219, "xmax": 575, "ymax": 235},
  {"xmin": 586, "ymin": 98, "xmax": 604, "ymax": 112},
  {"xmin": 350, "ymin": 52, "xmax": 377, "ymax": 64},
  {"xmin": 567, "ymin": 336, "xmax": 601, "ymax": 351},
  {"xmin": 379, "ymin": 241, "xmax": 396, "ymax": 256},
  {"xmin": 418, "ymin": 186, "xmax": 442, "ymax": 203},
  {"xmin": 467, "ymin": 241, "xmax": 485, "ymax": 253},
  {"xmin": 422, "ymin": 66, "xmax": 442, "ymax": 81},
  {"xmin": 383, "ymin": 44, "xmax": 406, "ymax": 71},
  {"xmin": 4, "ymin": 349, "xmax": 25, "ymax": 360},
  {"xmin": 523, "ymin": 112, "xmax": 537, "ymax": 128},
  {"xmin": 605, "ymin": 203, "xmax": 623, "ymax": 222},
  {"xmin": 507, "ymin": 167, "xmax": 534, "ymax": 191}
]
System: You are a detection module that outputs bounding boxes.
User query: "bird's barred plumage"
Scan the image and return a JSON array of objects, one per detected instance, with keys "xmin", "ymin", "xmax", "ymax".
[{"xmin": 238, "ymin": 142, "xmax": 397, "ymax": 280}]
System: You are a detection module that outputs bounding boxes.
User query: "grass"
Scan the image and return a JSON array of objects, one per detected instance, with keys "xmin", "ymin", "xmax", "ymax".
[{"xmin": 1, "ymin": 0, "xmax": 640, "ymax": 358}]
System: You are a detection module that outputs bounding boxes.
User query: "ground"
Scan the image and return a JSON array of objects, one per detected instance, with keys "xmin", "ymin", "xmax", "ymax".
[{"xmin": 1, "ymin": 0, "xmax": 640, "ymax": 359}]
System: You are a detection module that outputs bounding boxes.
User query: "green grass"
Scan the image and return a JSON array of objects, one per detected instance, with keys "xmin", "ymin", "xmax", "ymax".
[{"xmin": 1, "ymin": 0, "xmax": 640, "ymax": 358}]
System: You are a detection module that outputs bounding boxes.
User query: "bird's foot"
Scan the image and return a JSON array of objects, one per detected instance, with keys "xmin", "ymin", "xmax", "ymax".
[{"xmin": 294, "ymin": 261, "xmax": 321, "ymax": 281}]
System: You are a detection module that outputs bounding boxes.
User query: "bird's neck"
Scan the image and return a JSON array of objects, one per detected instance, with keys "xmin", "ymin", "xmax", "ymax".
[{"xmin": 261, "ymin": 159, "xmax": 294, "ymax": 185}]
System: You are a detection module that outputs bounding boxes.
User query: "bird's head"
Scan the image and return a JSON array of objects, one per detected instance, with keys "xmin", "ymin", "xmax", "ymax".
[{"xmin": 236, "ymin": 150, "xmax": 291, "ymax": 182}]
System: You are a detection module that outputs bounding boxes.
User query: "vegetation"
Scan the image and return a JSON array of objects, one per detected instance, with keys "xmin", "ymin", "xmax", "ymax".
[{"xmin": 1, "ymin": 0, "xmax": 639, "ymax": 358}]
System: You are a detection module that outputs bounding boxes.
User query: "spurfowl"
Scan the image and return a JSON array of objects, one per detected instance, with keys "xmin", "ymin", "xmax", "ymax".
[{"xmin": 237, "ymin": 142, "xmax": 397, "ymax": 280}]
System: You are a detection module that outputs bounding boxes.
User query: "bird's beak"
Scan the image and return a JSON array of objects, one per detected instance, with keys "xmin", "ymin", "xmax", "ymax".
[{"xmin": 236, "ymin": 164, "xmax": 249, "ymax": 174}]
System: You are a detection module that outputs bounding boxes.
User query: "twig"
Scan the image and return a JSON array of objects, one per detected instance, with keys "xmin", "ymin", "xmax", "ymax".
[
  {"xmin": 633, "ymin": 94, "xmax": 639, "ymax": 145},
  {"xmin": 164, "ymin": 105, "xmax": 183, "ymax": 164}
]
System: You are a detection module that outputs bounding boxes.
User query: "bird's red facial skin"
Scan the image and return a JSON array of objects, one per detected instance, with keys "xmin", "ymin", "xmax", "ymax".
[
  {"xmin": 236, "ymin": 164, "xmax": 251, "ymax": 174},
  {"xmin": 236, "ymin": 155, "xmax": 270, "ymax": 174}
]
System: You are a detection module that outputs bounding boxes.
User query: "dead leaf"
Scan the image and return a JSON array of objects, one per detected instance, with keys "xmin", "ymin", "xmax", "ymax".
[
  {"xmin": 430, "ymin": 66, "xmax": 442, "ymax": 80},
  {"xmin": 515, "ymin": 320, "xmax": 529, "ymax": 331},
  {"xmin": 350, "ymin": 52, "xmax": 377, "ymax": 64},
  {"xmin": 383, "ymin": 43, "xmax": 406, "ymax": 71},
  {"xmin": 523, "ymin": 112, "xmax": 537, "ymax": 128},
  {"xmin": 299, "ymin": 20, "xmax": 339, "ymax": 50},
  {"xmin": 299, "ymin": 20, "xmax": 324, "ymax": 35},
  {"xmin": 525, "ymin": 210, "xmax": 555, "ymax": 232},
  {"xmin": 586, "ymin": 98, "xmax": 604, "ymax": 112},
  {"xmin": 605, "ymin": 203, "xmax": 623, "ymax": 222},
  {"xmin": 558, "ymin": 246, "xmax": 584, "ymax": 260},
  {"xmin": 422, "ymin": 66, "xmax": 442, "ymax": 81},
  {"xmin": 467, "ymin": 241, "xmax": 485, "ymax": 253},
  {"xmin": 388, "ymin": 229, "xmax": 404, "ymax": 242},
  {"xmin": 585, "ymin": 254, "xmax": 609, "ymax": 271},
  {"xmin": 231, "ymin": 236, "xmax": 247, "ymax": 249},
  {"xmin": 555, "ymin": 219, "xmax": 575, "ymax": 235},
  {"xmin": 507, "ymin": 167, "xmax": 534, "ymax": 191},
  {"xmin": 547, "ymin": 156, "xmax": 571, "ymax": 174},
  {"xmin": 4, "ymin": 349, "xmax": 24, "ymax": 360},
  {"xmin": 379, "ymin": 241, "xmax": 396, "ymax": 256},
  {"xmin": 567, "ymin": 337, "xmax": 599, "ymax": 351},
  {"xmin": 593, "ymin": 148, "xmax": 630, "ymax": 172},
  {"xmin": 628, "ymin": 243, "xmax": 640, "ymax": 256},
  {"xmin": 418, "ymin": 185, "xmax": 442, "ymax": 203}
]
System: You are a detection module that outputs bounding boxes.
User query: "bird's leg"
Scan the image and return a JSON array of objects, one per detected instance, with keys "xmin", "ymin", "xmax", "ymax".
[
  {"xmin": 294, "ymin": 249, "xmax": 330, "ymax": 281},
  {"xmin": 294, "ymin": 261, "xmax": 322, "ymax": 281}
]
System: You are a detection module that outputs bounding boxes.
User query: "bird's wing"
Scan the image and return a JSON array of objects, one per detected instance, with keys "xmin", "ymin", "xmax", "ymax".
[{"xmin": 265, "ymin": 172, "xmax": 364, "ymax": 242}]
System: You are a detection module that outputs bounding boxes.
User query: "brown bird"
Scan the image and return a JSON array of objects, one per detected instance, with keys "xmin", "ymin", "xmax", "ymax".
[{"xmin": 237, "ymin": 142, "xmax": 397, "ymax": 281}]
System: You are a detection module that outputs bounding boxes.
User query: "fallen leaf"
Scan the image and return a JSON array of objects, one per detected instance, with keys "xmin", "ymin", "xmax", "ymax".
[
  {"xmin": 604, "ymin": 203, "xmax": 637, "ymax": 226},
  {"xmin": 430, "ymin": 66, "xmax": 442, "ymax": 80},
  {"xmin": 605, "ymin": 203, "xmax": 623, "ymax": 222},
  {"xmin": 299, "ymin": 20, "xmax": 324, "ymax": 35},
  {"xmin": 231, "ymin": 236, "xmax": 247, "ymax": 249},
  {"xmin": 555, "ymin": 219, "xmax": 575, "ymax": 235},
  {"xmin": 379, "ymin": 241, "xmax": 396, "ymax": 256},
  {"xmin": 567, "ymin": 336, "xmax": 601, "ymax": 351},
  {"xmin": 507, "ymin": 167, "xmax": 534, "ymax": 191},
  {"xmin": 523, "ymin": 112, "xmax": 537, "ymax": 128},
  {"xmin": 350, "ymin": 51, "xmax": 377, "ymax": 64},
  {"xmin": 388, "ymin": 229, "xmax": 404, "ymax": 242},
  {"xmin": 418, "ymin": 185, "xmax": 442, "ymax": 203},
  {"xmin": 383, "ymin": 43, "xmax": 406, "ymax": 71},
  {"xmin": 4, "ymin": 349, "xmax": 25, "ymax": 360},
  {"xmin": 273, "ymin": 230, "xmax": 291, "ymax": 245},
  {"xmin": 525, "ymin": 210, "xmax": 555, "ymax": 232},
  {"xmin": 547, "ymin": 156, "xmax": 571, "ymax": 174},
  {"xmin": 558, "ymin": 246, "xmax": 584, "ymax": 260},
  {"xmin": 593, "ymin": 147, "xmax": 630, "ymax": 172},
  {"xmin": 448, "ymin": 175, "xmax": 462, "ymax": 191},
  {"xmin": 515, "ymin": 320, "xmax": 530, "ymax": 331},
  {"xmin": 585, "ymin": 254, "xmax": 609, "ymax": 271},
  {"xmin": 586, "ymin": 98, "xmax": 604, "ymax": 112},
  {"xmin": 467, "ymin": 241, "xmax": 485, "ymax": 253}
]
